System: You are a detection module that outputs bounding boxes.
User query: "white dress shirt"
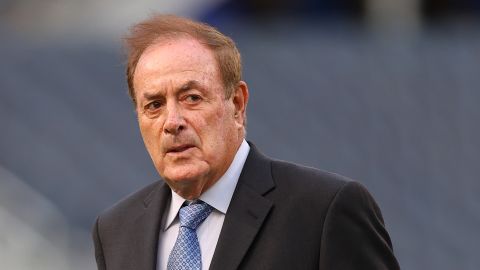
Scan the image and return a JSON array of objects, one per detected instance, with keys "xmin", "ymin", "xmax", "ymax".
[{"xmin": 157, "ymin": 140, "xmax": 250, "ymax": 270}]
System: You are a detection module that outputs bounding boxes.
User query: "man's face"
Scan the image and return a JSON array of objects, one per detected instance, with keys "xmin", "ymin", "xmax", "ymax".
[{"xmin": 133, "ymin": 37, "xmax": 246, "ymax": 199}]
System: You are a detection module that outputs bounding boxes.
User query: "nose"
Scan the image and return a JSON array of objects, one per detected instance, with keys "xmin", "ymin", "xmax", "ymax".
[{"xmin": 163, "ymin": 102, "xmax": 186, "ymax": 135}]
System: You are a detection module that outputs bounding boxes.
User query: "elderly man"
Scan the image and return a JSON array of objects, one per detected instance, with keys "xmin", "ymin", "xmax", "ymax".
[{"xmin": 92, "ymin": 15, "xmax": 400, "ymax": 270}]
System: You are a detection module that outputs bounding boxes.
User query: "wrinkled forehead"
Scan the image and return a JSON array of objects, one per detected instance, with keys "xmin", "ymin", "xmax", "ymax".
[
  {"xmin": 137, "ymin": 40, "xmax": 210, "ymax": 75},
  {"xmin": 136, "ymin": 35, "xmax": 219, "ymax": 76}
]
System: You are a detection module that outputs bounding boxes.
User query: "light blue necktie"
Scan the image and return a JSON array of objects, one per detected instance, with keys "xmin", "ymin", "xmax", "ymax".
[{"xmin": 167, "ymin": 201, "xmax": 213, "ymax": 270}]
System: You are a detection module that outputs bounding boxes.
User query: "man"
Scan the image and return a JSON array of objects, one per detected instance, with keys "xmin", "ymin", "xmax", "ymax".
[{"xmin": 92, "ymin": 15, "xmax": 400, "ymax": 270}]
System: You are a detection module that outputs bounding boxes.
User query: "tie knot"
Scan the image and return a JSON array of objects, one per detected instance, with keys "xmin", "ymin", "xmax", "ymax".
[{"xmin": 178, "ymin": 201, "xmax": 213, "ymax": 230}]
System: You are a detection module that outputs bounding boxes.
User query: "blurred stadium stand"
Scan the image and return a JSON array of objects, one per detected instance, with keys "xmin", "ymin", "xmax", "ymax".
[
  {"xmin": 1, "ymin": 0, "xmax": 480, "ymax": 269},
  {"xmin": 0, "ymin": 166, "xmax": 93, "ymax": 269}
]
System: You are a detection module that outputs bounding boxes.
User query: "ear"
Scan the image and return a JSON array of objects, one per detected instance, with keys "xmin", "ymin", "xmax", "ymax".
[{"xmin": 231, "ymin": 81, "xmax": 249, "ymax": 127}]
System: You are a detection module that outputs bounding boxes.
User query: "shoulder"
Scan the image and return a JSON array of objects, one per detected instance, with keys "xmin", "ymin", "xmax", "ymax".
[
  {"xmin": 269, "ymin": 158, "xmax": 380, "ymax": 217},
  {"xmin": 268, "ymin": 159, "xmax": 386, "ymax": 230},
  {"xmin": 271, "ymin": 158, "xmax": 351, "ymax": 188},
  {"xmin": 270, "ymin": 158, "xmax": 360, "ymax": 198},
  {"xmin": 96, "ymin": 180, "xmax": 164, "ymax": 225},
  {"xmin": 245, "ymin": 143, "xmax": 367, "ymax": 206}
]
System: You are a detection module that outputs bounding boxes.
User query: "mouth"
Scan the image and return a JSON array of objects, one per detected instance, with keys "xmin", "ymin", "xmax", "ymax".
[{"xmin": 166, "ymin": 144, "xmax": 195, "ymax": 154}]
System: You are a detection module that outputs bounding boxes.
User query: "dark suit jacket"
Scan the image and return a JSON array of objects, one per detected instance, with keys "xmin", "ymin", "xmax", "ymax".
[{"xmin": 93, "ymin": 144, "xmax": 400, "ymax": 269}]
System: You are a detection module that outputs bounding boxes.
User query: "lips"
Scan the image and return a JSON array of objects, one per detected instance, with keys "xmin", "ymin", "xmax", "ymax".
[{"xmin": 166, "ymin": 144, "xmax": 195, "ymax": 153}]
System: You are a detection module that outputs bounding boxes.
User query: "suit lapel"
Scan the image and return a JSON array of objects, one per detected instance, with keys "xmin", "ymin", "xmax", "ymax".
[
  {"xmin": 129, "ymin": 181, "xmax": 171, "ymax": 270},
  {"xmin": 210, "ymin": 144, "xmax": 275, "ymax": 270}
]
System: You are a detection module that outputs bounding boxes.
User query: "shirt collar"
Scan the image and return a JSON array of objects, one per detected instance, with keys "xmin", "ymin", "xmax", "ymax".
[{"xmin": 163, "ymin": 139, "xmax": 250, "ymax": 230}]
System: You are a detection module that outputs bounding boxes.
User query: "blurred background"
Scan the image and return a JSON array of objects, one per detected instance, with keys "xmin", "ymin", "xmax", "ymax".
[{"xmin": 1, "ymin": 0, "xmax": 479, "ymax": 269}]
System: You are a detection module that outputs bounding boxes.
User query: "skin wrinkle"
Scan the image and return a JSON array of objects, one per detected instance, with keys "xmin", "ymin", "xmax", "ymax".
[
  {"xmin": 133, "ymin": 36, "xmax": 248, "ymax": 200},
  {"xmin": 141, "ymin": 80, "xmax": 213, "ymax": 112}
]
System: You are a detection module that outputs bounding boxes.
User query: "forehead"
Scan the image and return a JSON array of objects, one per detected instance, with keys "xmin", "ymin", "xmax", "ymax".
[{"xmin": 134, "ymin": 37, "xmax": 219, "ymax": 83}]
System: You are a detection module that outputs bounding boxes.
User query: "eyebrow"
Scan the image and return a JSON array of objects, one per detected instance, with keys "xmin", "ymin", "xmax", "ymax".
[
  {"xmin": 179, "ymin": 80, "xmax": 202, "ymax": 92},
  {"xmin": 142, "ymin": 80, "xmax": 203, "ymax": 101}
]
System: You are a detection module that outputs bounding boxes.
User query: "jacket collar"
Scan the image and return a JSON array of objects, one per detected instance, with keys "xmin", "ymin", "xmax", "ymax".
[
  {"xmin": 209, "ymin": 142, "xmax": 275, "ymax": 270},
  {"xmin": 134, "ymin": 181, "xmax": 171, "ymax": 270}
]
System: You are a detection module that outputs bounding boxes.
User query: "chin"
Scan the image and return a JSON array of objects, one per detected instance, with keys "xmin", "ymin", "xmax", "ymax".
[{"xmin": 161, "ymin": 163, "xmax": 209, "ymax": 185}]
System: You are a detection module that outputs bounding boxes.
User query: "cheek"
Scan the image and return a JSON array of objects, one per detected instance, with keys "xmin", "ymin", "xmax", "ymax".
[
  {"xmin": 139, "ymin": 118, "xmax": 163, "ymax": 152},
  {"xmin": 201, "ymin": 110, "xmax": 234, "ymax": 151}
]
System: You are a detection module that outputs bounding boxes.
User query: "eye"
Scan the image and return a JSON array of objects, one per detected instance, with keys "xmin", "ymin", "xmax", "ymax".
[
  {"xmin": 184, "ymin": 94, "xmax": 202, "ymax": 104},
  {"xmin": 145, "ymin": 100, "xmax": 163, "ymax": 111}
]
